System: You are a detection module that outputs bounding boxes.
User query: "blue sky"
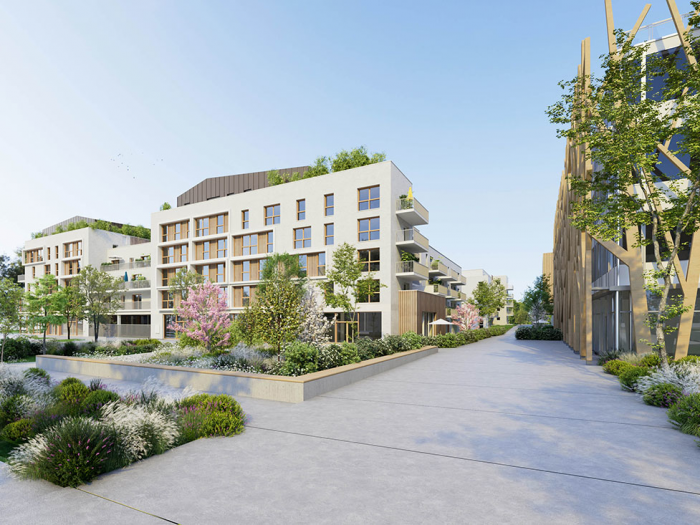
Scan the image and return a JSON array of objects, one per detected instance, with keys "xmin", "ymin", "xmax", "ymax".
[{"xmin": 0, "ymin": 0, "xmax": 691, "ymax": 297}]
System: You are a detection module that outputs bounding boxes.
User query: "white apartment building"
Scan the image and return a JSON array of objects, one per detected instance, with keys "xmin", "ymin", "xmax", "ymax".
[
  {"xmin": 461, "ymin": 269, "xmax": 514, "ymax": 326},
  {"xmin": 22, "ymin": 161, "xmax": 472, "ymax": 341}
]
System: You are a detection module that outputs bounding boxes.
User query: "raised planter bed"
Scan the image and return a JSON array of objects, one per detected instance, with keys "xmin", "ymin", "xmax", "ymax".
[{"xmin": 36, "ymin": 345, "xmax": 438, "ymax": 403}]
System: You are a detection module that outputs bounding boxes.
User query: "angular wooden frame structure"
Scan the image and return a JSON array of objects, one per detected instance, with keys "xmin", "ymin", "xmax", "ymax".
[{"xmin": 552, "ymin": 0, "xmax": 698, "ymax": 360}]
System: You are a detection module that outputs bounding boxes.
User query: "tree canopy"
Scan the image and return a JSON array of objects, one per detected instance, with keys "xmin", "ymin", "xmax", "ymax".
[
  {"xmin": 522, "ymin": 275, "xmax": 554, "ymax": 324},
  {"xmin": 468, "ymin": 279, "xmax": 506, "ymax": 328}
]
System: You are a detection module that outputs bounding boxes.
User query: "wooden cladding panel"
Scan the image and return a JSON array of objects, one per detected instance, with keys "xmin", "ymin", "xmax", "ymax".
[{"xmin": 398, "ymin": 291, "xmax": 446, "ymax": 336}]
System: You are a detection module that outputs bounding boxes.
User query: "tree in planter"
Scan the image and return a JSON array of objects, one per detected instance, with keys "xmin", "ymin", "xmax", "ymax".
[
  {"xmin": 169, "ymin": 268, "xmax": 205, "ymax": 302},
  {"xmin": 0, "ymin": 278, "xmax": 24, "ymax": 362},
  {"xmin": 468, "ymin": 279, "xmax": 506, "ymax": 328},
  {"xmin": 73, "ymin": 266, "xmax": 124, "ymax": 342},
  {"xmin": 452, "ymin": 302, "xmax": 480, "ymax": 331},
  {"xmin": 325, "ymin": 242, "xmax": 384, "ymax": 341},
  {"xmin": 546, "ymin": 14, "xmax": 700, "ymax": 365},
  {"xmin": 247, "ymin": 253, "xmax": 306, "ymax": 359},
  {"xmin": 168, "ymin": 281, "xmax": 231, "ymax": 352},
  {"xmin": 522, "ymin": 275, "xmax": 553, "ymax": 325},
  {"xmin": 25, "ymin": 274, "xmax": 65, "ymax": 353},
  {"xmin": 53, "ymin": 283, "xmax": 87, "ymax": 340},
  {"xmin": 297, "ymin": 285, "xmax": 333, "ymax": 345}
]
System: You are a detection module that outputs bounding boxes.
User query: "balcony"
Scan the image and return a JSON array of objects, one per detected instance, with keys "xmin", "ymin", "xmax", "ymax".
[
  {"xmin": 396, "ymin": 228, "xmax": 429, "ymax": 253},
  {"xmin": 396, "ymin": 261, "xmax": 429, "ymax": 280},
  {"xmin": 396, "ymin": 198, "xmax": 429, "ymax": 226},
  {"xmin": 440, "ymin": 269, "xmax": 458, "ymax": 282},
  {"xmin": 429, "ymin": 261, "xmax": 448, "ymax": 277},
  {"xmin": 17, "ymin": 275, "xmax": 25, "ymax": 283},
  {"xmin": 120, "ymin": 300, "xmax": 151, "ymax": 311},
  {"xmin": 425, "ymin": 283, "xmax": 448, "ymax": 296},
  {"xmin": 122, "ymin": 280, "xmax": 151, "ymax": 290},
  {"xmin": 102, "ymin": 260, "xmax": 152, "ymax": 272}
]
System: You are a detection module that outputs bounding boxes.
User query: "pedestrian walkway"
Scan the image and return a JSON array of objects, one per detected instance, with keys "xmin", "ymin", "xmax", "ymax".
[{"xmin": 2, "ymin": 331, "xmax": 700, "ymax": 524}]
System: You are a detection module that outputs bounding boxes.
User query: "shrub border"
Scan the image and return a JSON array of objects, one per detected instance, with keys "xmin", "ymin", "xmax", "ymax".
[{"xmin": 36, "ymin": 346, "xmax": 438, "ymax": 404}]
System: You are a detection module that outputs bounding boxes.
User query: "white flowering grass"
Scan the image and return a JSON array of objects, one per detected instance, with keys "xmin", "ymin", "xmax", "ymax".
[
  {"xmin": 617, "ymin": 352, "xmax": 655, "ymax": 365},
  {"xmin": 100, "ymin": 401, "xmax": 179, "ymax": 461},
  {"xmin": 635, "ymin": 362, "xmax": 700, "ymax": 396},
  {"xmin": 7, "ymin": 432, "xmax": 49, "ymax": 479}
]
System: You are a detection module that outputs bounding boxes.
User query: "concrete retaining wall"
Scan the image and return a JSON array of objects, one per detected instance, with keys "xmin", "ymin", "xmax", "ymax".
[{"xmin": 36, "ymin": 346, "xmax": 438, "ymax": 403}]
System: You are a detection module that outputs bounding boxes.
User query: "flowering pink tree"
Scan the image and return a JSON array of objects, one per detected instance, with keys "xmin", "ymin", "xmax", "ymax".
[
  {"xmin": 452, "ymin": 302, "xmax": 480, "ymax": 331},
  {"xmin": 168, "ymin": 281, "xmax": 231, "ymax": 351}
]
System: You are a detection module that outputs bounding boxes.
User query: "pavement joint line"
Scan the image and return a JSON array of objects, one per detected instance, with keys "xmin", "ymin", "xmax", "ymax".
[
  {"xmin": 246, "ymin": 425, "xmax": 700, "ymax": 498},
  {"xmin": 316, "ymin": 395, "xmax": 674, "ymax": 430},
  {"xmin": 365, "ymin": 377, "xmax": 626, "ymax": 396},
  {"xmin": 392, "ymin": 366, "xmax": 615, "ymax": 381},
  {"xmin": 76, "ymin": 488, "xmax": 179, "ymax": 524}
]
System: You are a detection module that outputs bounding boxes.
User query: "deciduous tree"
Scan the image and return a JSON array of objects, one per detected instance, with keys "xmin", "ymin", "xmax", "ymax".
[
  {"xmin": 73, "ymin": 266, "xmax": 123, "ymax": 342},
  {"xmin": 452, "ymin": 302, "xmax": 480, "ymax": 331},
  {"xmin": 54, "ymin": 283, "xmax": 87, "ymax": 340},
  {"xmin": 168, "ymin": 281, "xmax": 231, "ymax": 352},
  {"xmin": 25, "ymin": 274, "xmax": 65, "ymax": 352},
  {"xmin": 0, "ymin": 278, "xmax": 24, "ymax": 362},
  {"xmin": 468, "ymin": 279, "xmax": 506, "ymax": 328}
]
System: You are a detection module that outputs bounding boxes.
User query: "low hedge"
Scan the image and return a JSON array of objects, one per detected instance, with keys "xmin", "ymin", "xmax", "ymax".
[
  {"xmin": 618, "ymin": 366, "xmax": 651, "ymax": 391},
  {"xmin": 602, "ymin": 359, "xmax": 635, "ymax": 376},
  {"xmin": 515, "ymin": 325, "xmax": 563, "ymax": 341}
]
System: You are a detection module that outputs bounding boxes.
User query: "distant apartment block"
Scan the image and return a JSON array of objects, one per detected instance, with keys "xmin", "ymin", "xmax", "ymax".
[
  {"xmin": 461, "ymin": 269, "xmax": 514, "ymax": 325},
  {"xmin": 22, "ymin": 161, "xmax": 472, "ymax": 341}
]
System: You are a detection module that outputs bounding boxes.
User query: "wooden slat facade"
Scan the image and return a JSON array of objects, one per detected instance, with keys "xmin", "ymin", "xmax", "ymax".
[{"xmin": 398, "ymin": 290, "xmax": 447, "ymax": 336}]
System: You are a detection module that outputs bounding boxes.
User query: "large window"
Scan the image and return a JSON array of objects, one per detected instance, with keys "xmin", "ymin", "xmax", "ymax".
[
  {"xmin": 216, "ymin": 239, "xmax": 227, "ymax": 258},
  {"xmin": 358, "ymin": 248, "xmax": 380, "ymax": 271},
  {"xmin": 195, "ymin": 217, "xmax": 209, "ymax": 237},
  {"xmin": 25, "ymin": 249, "xmax": 43, "ymax": 263},
  {"xmin": 161, "ymin": 291, "xmax": 175, "ymax": 309},
  {"xmin": 161, "ymin": 221, "xmax": 188, "ymax": 242},
  {"xmin": 242, "ymin": 210, "xmax": 249, "ymax": 230},
  {"xmin": 233, "ymin": 285, "xmax": 255, "ymax": 307},
  {"xmin": 294, "ymin": 227, "xmax": 311, "ymax": 249},
  {"xmin": 297, "ymin": 199, "xmax": 306, "ymax": 221},
  {"xmin": 358, "ymin": 218, "xmax": 380, "ymax": 241},
  {"xmin": 358, "ymin": 185, "xmax": 380, "ymax": 210},
  {"xmin": 242, "ymin": 261, "xmax": 250, "ymax": 282},
  {"xmin": 359, "ymin": 280, "xmax": 381, "ymax": 303},
  {"xmin": 325, "ymin": 224, "xmax": 334, "ymax": 246},
  {"xmin": 318, "ymin": 253, "xmax": 326, "ymax": 276},
  {"xmin": 64, "ymin": 241, "xmax": 82, "ymax": 258},
  {"xmin": 64, "ymin": 260, "xmax": 81, "ymax": 276},
  {"xmin": 265, "ymin": 232, "xmax": 274, "ymax": 253},
  {"xmin": 161, "ymin": 268, "xmax": 181, "ymax": 287},
  {"xmin": 162, "ymin": 244, "xmax": 188, "ymax": 264},
  {"xmin": 198, "ymin": 263, "xmax": 226, "ymax": 283},
  {"xmin": 325, "ymin": 194, "xmax": 334, "ymax": 216},
  {"xmin": 215, "ymin": 214, "xmax": 226, "ymax": 234},
  {"xmin": 164, "ymin": 314, "xmax": 184, "ymax": 339},
  {"xmin": 195, "ymin": 241, "xmax": 211, "ymax": 260},
  {"xmin": 299, "ymin": 255, "xmax": 307, "ymax": 277},
  {"xmin": 265, "ymin": 204, "xmax": 280, "ymax": 225},
  {"xmin": 194, "ymin": 214, "xmax": 228, "ymax": 237}
]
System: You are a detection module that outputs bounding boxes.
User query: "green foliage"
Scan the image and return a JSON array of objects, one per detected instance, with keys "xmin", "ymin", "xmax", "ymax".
[
  {"xmin": 1, "ymin": 337, "xmax": 42, "ymax": 361},
  {"xmin": 23, "ymin": 368, "xmax": 49, "ymax": 382},
  {"xmin": 667, "ymin": 393, "xmax": 700, "ymax": 436},
  {"xmin": 61, "ymin": 341, "xmax": 78, "ymax": 356},
  {"xmin": 25, "ymin": 274, "xmax": 66, "ymax": 352},
  {"xmin": 468, "ymin": 279, "xmax": 507, "ymax": 326},
  {"xmin": 318, "ymin": 343, "xmax": 360, "ymax": 370},
  {"xmin": 0, "ymin": 396, "xmax": 26, "ymax": 428},
  {"xmin": 522, "ymin": 275, "xmax": 554, "ymax": 324},
  {"xmin": 178, "ymin": 394, "xmax": 245, "ymax": 443},
  {"xmin": 160, "ymin": 202, "xmax": 172, "ymax": 211},
  {"xmin": 59, "ymin": 382, "xmax": 90, "ymax": 405},
  {"xmin": 618, "ymin": 366, "xmax": 651, "ymax": 392},
  {"xmin": 280, "ymin": 342, "xmax": 319, "ymax": 375},
  {"xmin": 0, "ymin": 419, "xmax": 34, "ymax": 442},
  {"xmin": 268, "ymin": 146, "xmax": 386, "ymax": 186},
  {"xmin": 515, "ymin": 325, "xmax": 562, "ymax": 340},
  {"xmin": 597, "ymin": 351, "xmax": 622, "ymax": 366},
  {"xmin": 81, "ymin": 390, "xmax": 121, "ymax": 417},
  {"xmin": 0, "ymin": 278, "xmax": 24, "ymax": 362},
  {"xmin": 400, "ymin": 251, "xmax": 419, "ymax": 262},
  {"xmin": 73, "ymin": 266, "xmax": 125, "ymax": 342},
  {"xmin": 168, "ymin": 268, "xmax": 205, "ymax": 301},
  {"xmin": 674, "ymin": 356, "xmax": 700, "ymax": 366},
  {"xmin": 59, "ymin": 377, "xmax": 83, "ymax": 388},
  {"xmin": 401, "ymin": 331, "xmax": 424, "ymax": 350},
  {"xmin": 643, "ymin": 383, "xmax": 684, "ymax": 408},
  {"xmin": 43, "ymin": 219, "xmax": 149, "ymax": 240},
  {"xmin": 639, "ymin": 353, "xmax": 665, "ymax": 368},
  {"xmin": 602, "ymin": 360, "xmax": 635, "ymax": 376}
]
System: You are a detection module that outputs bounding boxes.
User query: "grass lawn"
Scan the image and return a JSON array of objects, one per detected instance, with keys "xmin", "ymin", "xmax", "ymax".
[
  {"xmin": 0, "ymin": 440, "xmax": 16, "ymax": 463},
  {"xmin": 6, "ymin": 356, "xmax": 36, "ymax": 364}
]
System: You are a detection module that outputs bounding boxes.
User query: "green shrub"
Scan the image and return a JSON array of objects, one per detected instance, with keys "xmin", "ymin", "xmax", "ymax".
[
  {"xmin": 673, "ymin": 356, "xmax": 700, "ymax": 366},
  {"xmin": 638, "ymin": 353, "xmax": 671, "ymax": 368},
  {"xmin": 643, "ymin": 383, "xmax": 684, "ymax": 408},
  {"xmin": 401, "ymin": 331, "xmax": 424, "ymax": 350},
  {"xmin": 0, "ymin": 395, "xmax": 27, "ymax": 428},
  {"xmin": 61, "ymin": 341, "xmax": 78, "ymax": 356},
  {"xmin": 88, "ymin": 378, "xmax": 105, "ymax": 392},
  {"xmin": 178, "ymin": 394, "xmax": 245, "ymax": 444},
  {"xmin": 280, "ymin": 342, "xmax": 319, "ymax": 376},
  {"xmin": 435, "ymin": 333, "xmax": 460, "ymax": 348},
  {"xmin": 0, "ymin": 419, "xmax": 34, "ymax": 442},
  {"xmin": 81, "ymin": 390, "xmax": 121, "ymax": 417},
  {"xmin": 80, "ymin": 342, "xmax": 97, "ymax": 354},
  {"xmin": 2, "ymin": 338, "xmax": 41, "ymax": 361},
  {"xmin": 667, "ymin": 393, "xmax": 700, "ymax": 436},
  {"xmin": 618, "ymin": 366, "xmax": 651, "ymax": 391},
  {"xmin": 59, "ymin": 382, "xmax": 90, "ymax": 404},
  {"xmin": 515, "ymin": 325, "xmax": 563, "ymax": 340},
  {"xmin": 382, "ymin": 335, "xmax": 409, "ymax": 353},
  {"xmin": 19, "ymin": 417, "xmax": 118, "ymax": 487},
  {"xmin": 59, "ymin": 377, "xmax": 83, "ymax": 388},
  {"xmin": 318, "ymin": 343, "xmax": 360, "ymax": 370},
  {"xmin": 23, "ymin": 368, "xmax": 50, "ymax": 382},
  {"xmin": 597, "ymin": 351, "xmax": 622, "ymax": 366},
  {"xmin": 602, "ymin": 360, "xmax": 635, "ymax": 376},
  {"xmin": 31, "ymin": 404, "xmax": 72, "ymax": 434}
]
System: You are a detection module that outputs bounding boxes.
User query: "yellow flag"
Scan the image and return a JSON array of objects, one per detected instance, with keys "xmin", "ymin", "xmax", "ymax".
[{"xmin": 407, "ymin": 187, "xmax": 413, "ymax": 200}]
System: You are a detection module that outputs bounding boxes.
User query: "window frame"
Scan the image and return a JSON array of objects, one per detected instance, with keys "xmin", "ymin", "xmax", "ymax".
[
  {"xmin": 294, "ymin": 227, "xmax": 312, "ymax": 249},
  {"xmin": 297, "ymin": 199, "xmax": 306, "ymax": 221},
  {"xmin": 325, "ymin": 194, "xmax": 334, "ymax": 216},
  {"xmin": 358, "ymin": 185, "xmax": 380, "ymax": 211},
  {"xmin": 242, "ymin": 210, "xmax": 249, "ymax": 230},
  {"xmin": 264, "ymin": 204, "xmax": 280, "ymax": 225},
  {"xmin": 324, "ymin": 223, "xmax": 334, "ymax": 246},
  {"xmin": 358, "ymin": 248, "xmax": 380, "ymax": 272},
  {"xmin": 358, "ymin": 217, "xmax": 380, "ymax": 242}
]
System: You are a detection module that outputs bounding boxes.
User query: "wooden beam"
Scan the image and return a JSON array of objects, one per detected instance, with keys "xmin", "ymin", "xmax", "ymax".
[
  {"xmin": 667, "ymin": 0, "xmax": 698, "ymax": 66},
  {"xmin": 626, "ymin": 4, "xmax": 652, "ymax": 45},
  {"xmin": 604, "ymin": 0, "xmax": 617, "ymax": 54}
]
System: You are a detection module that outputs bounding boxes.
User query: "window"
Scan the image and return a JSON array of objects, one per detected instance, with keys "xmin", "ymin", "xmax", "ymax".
[
  {"xmin": 25, "ymin": 249, "xmax": 43, "ymax": 263},
  {"xmin": 63, "ymin": 241, "xmax": 82, "ymax": 258},
  {"xmin": 358, "ymin": 248, "xmax": 380, "ymax": 271},
  {"xmin": 324, "ymin": 224, "xmax": 334, "ymax": 246},
  {"xmin": 162, "ymin": 268, "xmax": 180, "ymax": 287},
  {"xmin": 242, "ymin": 210, "xmax": 249, "ymax": 230},
  {"xmin": 242, "ymin": 286, "xmax": 251, "ymax": 306},
  {"xmin": 358, "ymin": 217, "xmax": 380, "ymax": 241},
  {"xmin": 163, "ymin": 245, "xmax": 187, "ymax": 263},
  {"xmin": 162, "ymin": 291, "xmax": 175, "ymax": 309},
  {"xmin": 217, "ymin": 239, "xmax": 227, "ymax": 258},
  {"xmin": 44, "ymin": 264, "xmax": 50, "ymax": 276},
  {"xmin": 299, "ymin": 255, "xmax": 307, "ymax": 277},
  {"xmin": 162, "ymin": 221, "xmax": 188, "ymax": 242},
  {"xmin": 195, "ymin": 217, "xmax": 209, "ymax": 237},
  {"xmin": 198, "ymin": 263, "xmax": 225, "ymax": 283},
  {"xmin": 47, "ymin": 249, "xmax": 50, "ymax": 261},
  {"xmin": 294, "ymin": 227, "xmax": 311, "ymax": 249},
  {"xmin": 55, "ymin": 263, "xmax": 58, "ymax": 275},
  {"xmin": 359, "ymin": 280, "xmax": 381, "ymax": 303},
  {"xmin": 259, "ymin": 259, "xmax": 266, "ymax": 279},
  {"xmin": 265, "ymin": 232, "xmax": 273, "ymax": 253},
  {"xmin": 325, "ymin": 194, "xmax": 334, "ymax": 216},
  {"xmin": 64, "ymin": 260, "xmax": 80, "ymax": 275},
  {"xmin": 358, "ymin": 185, "xmax": 380, "ymax": 210},
  {"xmin": 243, "ymin": 234, "xmax": 257, "ymax": 255},
  {"xmin": 55, "ymin": 246, "xmax": 58, "ymax": 259},
  {"xmin": 233, "ymin": 286, "xmax": 254, "ymax": 307},
  {"xmin": 216, "ymin": 214, "xmax": 225, "ymax": 234},
  {"xmin": 32, "ymin": 267, "xmax": 36, "ymax": 278},
  {"xmin": 196, "ymin": 241, "xmax": 211, "ymax": 260},
  {"xmin": 180, "ymin": 245, "xmax": 188, "ymax": 262},
  {"xmin": 318, "ymin": 253, "xmax": 326, "ymax": 276},
  {"xmin": 133, "ymin": 294, "xmax": 143, "ymax": 309},
  {"xmin": 242, "ymin": 261, "xmax": 250, "ymax": 282},
  {"xmin": 164, "ymin": 314, "xmax": 184, "ymax": 338},
  {"xmin": 162, "ymin": 247, "xmax": 175, "ymax": 264},
  {"xmin": 297, "ymin": 199, "xmax": 306, "ymax": 220},
  {"xmin": 265, "ymin": 204, "xmax": 280, "ymax": 225}
]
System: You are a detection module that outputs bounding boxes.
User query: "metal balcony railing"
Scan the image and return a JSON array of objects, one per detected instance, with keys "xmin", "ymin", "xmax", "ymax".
[
  {"xmin": 122, "ymin": 280, "xmax": 151, "ymax": 290},
  {"xmin": 396, "ymin": 261, "xmax": 429, "ymax": 279},
  {"xmin": 396, "ymin": 198, "xmax": 429, "ymax": 222},
  {"xmin": 101, "ymin": 260, "xmax": 152, "ymax": 272},
  {"xmin": 396, "ymin": 228, "xmax": 428, "ymax": 249}
]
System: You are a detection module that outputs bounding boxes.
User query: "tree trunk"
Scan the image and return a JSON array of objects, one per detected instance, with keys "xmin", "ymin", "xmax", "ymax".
[
  {"xmin": 42, "ymin": 327, "xmax": 47, "ymax": 354},
  {"xmin": 67, "ymin": 318, "xmax": 71, "ymax": 340},
  {"xmin": 94, "ymin": 318, "xmax": 100, "ymax": 342},
  {"xmin": 1, "ymin": 335, "xmax": 5, "ymax": 363}
]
